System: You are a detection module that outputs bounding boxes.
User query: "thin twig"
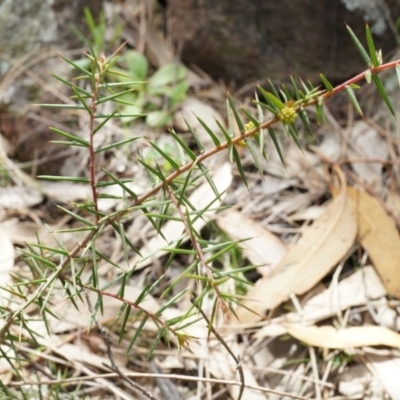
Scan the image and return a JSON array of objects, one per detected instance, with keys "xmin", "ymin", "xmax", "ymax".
[
  {"xmin": 102, "ymin": 363, "xmax": 159, "ymax": 400},
  {"xmin": 84, "ymin": 290, "xmax": 158, "ymax": 400},
  {"xmin": 7, "ymin": 371, "xmax": 313, "ymax": 399},
  {"xmin": 164, "ymin": 184, "xmax": 226, "ymax": 306},
  {"xmin": 149, "ymin": 361, "xmax": 183, "ymax": 400},
  {"xmin": 191, "ymin": 296, "xmax": 245, "ymax": 400}
]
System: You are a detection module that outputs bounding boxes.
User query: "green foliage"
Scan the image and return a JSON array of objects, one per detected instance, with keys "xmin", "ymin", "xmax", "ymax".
[
  {"xmin": 2, "ymin": 20, "xmax": 400, "ymax": 399},
  {"xmin": 112, "ymin": 50, "xmax": 189, "ymax": 127}
]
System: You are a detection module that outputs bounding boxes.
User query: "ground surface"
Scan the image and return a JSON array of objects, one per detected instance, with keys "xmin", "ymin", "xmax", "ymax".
[{"xmin": 1, "ymin": 2, "xmax": 400, "ymax": 400}]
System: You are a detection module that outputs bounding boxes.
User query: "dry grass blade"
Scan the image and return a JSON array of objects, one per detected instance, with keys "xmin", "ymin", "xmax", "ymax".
[{"xmin": 234, "ymin": 166, "xmax": 357, "ymax": 324}]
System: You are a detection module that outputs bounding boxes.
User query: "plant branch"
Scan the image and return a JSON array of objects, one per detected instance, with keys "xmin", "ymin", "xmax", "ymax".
[
  {"xmin": 191, "ymin": 295, "xmax": 245, "ymax": 400},
  {"xmin": 3, "ymin": 56, "xmax": 400, "ymax": 346},
  {"xmin": 84, "ymin": 289, "xmax": 158, "ymax": 400}
]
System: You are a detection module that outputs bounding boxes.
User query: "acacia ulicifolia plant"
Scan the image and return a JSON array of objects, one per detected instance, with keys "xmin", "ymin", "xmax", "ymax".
[{"xmin": 1, "ymin": 24, "xmax": 400, "ymax": 381}]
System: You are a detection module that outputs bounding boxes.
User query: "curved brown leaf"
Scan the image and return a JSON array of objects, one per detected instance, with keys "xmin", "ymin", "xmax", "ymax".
[
  {"xmin": 234, "ymin": 167, "xmax": 357, "ymax": 324},
  {"xmin": 348, "ymin": 186, "xmax": 400, "ymax": 298}
]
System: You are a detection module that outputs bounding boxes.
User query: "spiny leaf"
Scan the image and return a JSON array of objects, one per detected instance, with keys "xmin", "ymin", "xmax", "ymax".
[
  {"xmin": 95, "ymin": 88, "xmax": 138, "ymax": 104},
  {"xmin": 346, "ymin": 24, "xmax": 372, "ymax": 67},
  {"xmin": 268, "ymin": 79, "xmax": 280, "ymax": 98},
  {"xmin": 252, "ymin": 132, "xmax": 267, "ymax": 160},
  {"xmin": 247, "ymin": 139, "xmax": 264, "ymax": 177},
  {"xmin": 136, "ymin": 274, "xmax": 167, "ymax": 305},
  {"xmin": 268, "ymin": 128, "xmax": 285, "ymax": 165},
  {"xmin": 115, "ymin": 224, "xmax": 142, "ymax": 257},
  {"xmin": 118, "ymin": 304, "xmax": 130, "ymax": 343},
  {"xmin": 372, "ymin": 75, "xmax": 395, "ymax": 116},
  {"xmin": 99, "ymin": 81, "xmax": 143, "ymax": 88},
  {"xmin": 184, "ymin": 117, "xmax": 205, "ymax": 153},
  {"xmin": 227, "ymin": 93, "xmax": 245, "ymax": 132},
  {"xmin": 72, "ymin": 86, "xmax": 92, "ymax": 115},
  {"xmin": 35, "ymin": 103, "xmax": 87, "ymax": 110},
  {"xmin": 95, "ymin": 135, "xmax": 141, "ymax": 153},
  {"xmin": 49, "ymin": 140, "xmax": 87, "ymax": 148},
  {"xmin": 298, "ymin": 109, "xmax": 313, "ymax": 137},
  {"xmin": 215, "ymin": 118, "xmax": 232, "ymax": 143},
  {"xmin": 254, "ymin": 99, "xmax": 276, "ymax": 114},
  {"xmin": 258, "ymin": 87, "xmax": 285, "ymax": 110},
  {"xmin": 255, "ymin": 91, "xmax": 267, "ymax": 158},
  {"xmin": 148, "ymin": 141, "xmax": 180, "ymax": 170},
  {"xmin": 196, "ymin": 116, "xmax": 221, "ymax": 146},
  {"xmin": 198, "ymin": 163, "xmax": 221, "ymax": 200},
  {"xmin": 137, "ymin": 158, "xmax": 165, "ymax": 181},
  {"xmin": 315, "ymin": 100, "xmax": 326, "ymax": 125},
  {"xmin": 94, "ymin": 112, "xmax": 146, "ymax": 119},
  {"xmin": 231, "ymin": 146, "xmax": 248, "ymax": 188},
  {"xmin": 127, "ymin": 314, "xmax": 148, "ymax": 354},
  {"xmin": 287, "ymin": 123, "xmax": 302, "ymax": 150},
  {"xmin": 54, "ymin": 206, "xmax": 95, "ymax": 227},
  {"xmin": 93, "ymin": 110, "xmax": 120, "ymax": 137},
  {"xmin": 115, "ymin": 221, "xmax": 129, "ymax": 263},
  {"xmin": 137, "ymin": 205, "xmax": 167, "ymax": 242},
  {"xmin": 101, "ymin": 168, "xmax": 138, "ymax": 199},
  {"xmin": 290, "ymin": 76, "xmax": 301, "ymax": 99},
  {"xmin": 38, "ymin": 176, "xmax": 90, "ymax": 183},
  {"xmin": 365, "ymin": 24, "xmax": 380, "ymax": 67},
  {"xmin": 345, "ymin": 85, "xmax": 363, "ymax": 117},
  {"xmin": 319, "ymin": 73, "xmax": 333, "ymax": 91},
  {"xmin": 49, "ymin": 73, "xmax": 91, "ymax": 96},
  {"xmin": 59, "ymin": 53, "xmax": 92, "ymax": 76},
  {"xmin": 169, "ymin": 129, "xmax": 197, "ymax": 161},
  {"xmin": 28, "ymin": 244, "xmax": 69, "ymax": 256},
  {"xmin": 155, "ymin": 289, "xmax": 187, "ymax": 317},
  {"xmin": 279, "ymin": 87, "xmax": 289, "ymax": 103},
  {"xmin": 95, "ymin": 250, "xmax": 123, "ymax": 270},
  {"xmin": 147, "ymin": 328, "xmax": 164, "ymax": 359}
]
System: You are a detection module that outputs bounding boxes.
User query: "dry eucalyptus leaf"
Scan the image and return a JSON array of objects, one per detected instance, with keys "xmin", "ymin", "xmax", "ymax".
[
  {"xmin": 348, "ymin": 186, "xmax": 400, "ymax": 298},
  {"xmin": 216, "ymin": 210, "xmax": 286, "ymax": 277},
  {"xmin": 283, "ymin": 323, "xmax": 400, "ymax": 349},
  {"xmin": 234, "ymin": 168, "xmax": 357, "ymax": 325},
  {"xmin": 386, "ymin": 189, "xmax": 400, "ymax": 220},
  {"xmin": 254, "ymin": 265, "xmax": 386, "ymax": 338}
]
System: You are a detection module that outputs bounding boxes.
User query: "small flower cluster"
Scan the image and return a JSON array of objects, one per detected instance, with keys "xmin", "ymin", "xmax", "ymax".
[
  {"xmin": 237, "ymin": 121, "xmax": 256, "ymax": 147},
  {"xmin": 277, "ymin": 106, "xmax": 298, "ymax": 124},
  {"xmin": 244, "ymin": 121, "xmax": 255, "ymax": 131}
]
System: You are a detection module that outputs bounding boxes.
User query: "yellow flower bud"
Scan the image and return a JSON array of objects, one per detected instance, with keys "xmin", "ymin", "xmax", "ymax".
[
  {"xmin": 277, "ymin": 106, "xmax": 298, "ymax": 124},
  {"xmin": 244, "ymin": 121, "xmax": 255, "ymax": 131}
]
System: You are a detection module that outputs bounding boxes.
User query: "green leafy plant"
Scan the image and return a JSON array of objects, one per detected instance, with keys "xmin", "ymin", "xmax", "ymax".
[
  {"xmin": 1, "ymin": 24, "xmax": 400, "ymax": 399},
  {"xmin": 113, "ymin": 50, "xmax": 189, "ymax": 127}
]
